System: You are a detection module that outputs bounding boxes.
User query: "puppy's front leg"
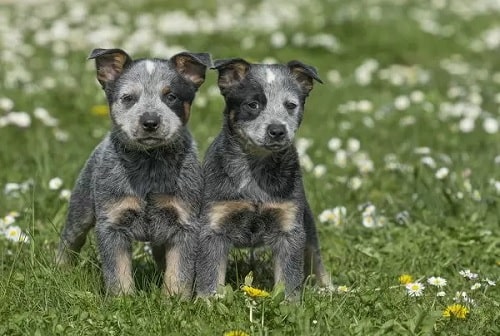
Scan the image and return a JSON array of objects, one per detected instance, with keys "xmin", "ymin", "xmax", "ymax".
[
  {"xmin": 163, "ymin": 234, "xmax": 197, "ymax": 298},
  {"xmin": 95, "ymin": 225, "xmax": 134, "ymax": 295},
  {"xmin": 195, "ymin": 231, "xmax": 231, "ymax": 296},
  {"xmin": 270, "ymin": 229, "xmax": 306, "ymax": 298},
  {"xmin": 303, "ymin": 203, "xmax": 332, "ymax": 288}
]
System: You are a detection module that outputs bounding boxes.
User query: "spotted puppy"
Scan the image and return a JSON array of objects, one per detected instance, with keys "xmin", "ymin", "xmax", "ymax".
[
  {"xmin": 56, "ymin": 48, "xmax": 211, "ymax": 297},
  {"xmin": 196, "ymin": 58, "xmax": 331, "ymax": 297}
]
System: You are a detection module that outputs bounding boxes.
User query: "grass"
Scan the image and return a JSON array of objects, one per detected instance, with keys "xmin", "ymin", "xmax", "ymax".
[{"xmin": 1, "ymin": 0, "xmax": 499, "ymax": 335}]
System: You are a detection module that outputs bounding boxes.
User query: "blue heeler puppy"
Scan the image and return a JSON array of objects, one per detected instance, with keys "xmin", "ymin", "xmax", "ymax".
[
  {"xmin": 56, "ymin": 48, "xmax": 211, "ymax": 297},
  {"xmin": 196, "ymin": 58, "xmax": 331, "ymax": 298}
]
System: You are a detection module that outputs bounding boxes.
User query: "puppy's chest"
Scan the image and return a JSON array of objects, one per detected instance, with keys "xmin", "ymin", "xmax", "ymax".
[
  {"xmin": 103, "ymin": 194, "xmax": 191, "ymax": 242},
  {"xmin": 207, "ymin": 200, "xmax": 299, "ymax": 247}
]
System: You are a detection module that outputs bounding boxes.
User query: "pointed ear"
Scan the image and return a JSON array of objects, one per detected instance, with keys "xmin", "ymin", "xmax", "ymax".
[
  {"xmin": 88, "ymin": 48, "xmax": 132, "ymax": 88},
  {"xmin": 213, "ymin": 58, "xmax": 251, "ymax": 94},
  {"xmin": 171, "ymin": 52, "xmax": 212, "ymax": 89},
  {"xmin": 287, "ymin": 60, "xmax": 323, "ymax": 95}
]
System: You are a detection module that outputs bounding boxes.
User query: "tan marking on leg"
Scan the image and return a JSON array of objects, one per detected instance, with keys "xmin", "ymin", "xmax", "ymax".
[
  {"xmin": 105, "ymin": 196, "xmax": 142, "ymax": 224},
  {"xmin": 153, "ymin": 195, "xmax": 190, "ymax": 225},
  {"xmin": 163, "ymin": 246, "xmax": 189, "ymax": 297},
  {"xmin": 209, "ymin": 201, "xmax": 255, "ymax": 231},
  {"xmin": 261, "ymin": 201, "xmax": 298, "ymax": 232},
  {"xmin": 116, "ymin": 250, "xmax": 134, "ymax": 294},
  {"xmin": 304, "ymin": 244, "xmax": 332, "ymax": 288},
  {"xmin": 217, "ymin": 256, "xmax": 228, "ymax": 290},
  {"xmin": 183, "ymin": 102, "xmax": 191, "ymax": 123}
]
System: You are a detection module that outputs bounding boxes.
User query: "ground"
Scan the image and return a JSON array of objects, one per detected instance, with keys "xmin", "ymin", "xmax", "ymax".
[{"xmin": 0, "ymin": 0, "xmax": 499, "ymax": 335}]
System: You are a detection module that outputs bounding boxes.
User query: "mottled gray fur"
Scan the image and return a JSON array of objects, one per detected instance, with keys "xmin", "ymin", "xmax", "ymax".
[
  {"xmin": 196, "ymin": 59, "xmax": 331, "ymax": 298},
  {"xmin": 56, "ymin": 48, "xmax": 211, "ymax": 297}
]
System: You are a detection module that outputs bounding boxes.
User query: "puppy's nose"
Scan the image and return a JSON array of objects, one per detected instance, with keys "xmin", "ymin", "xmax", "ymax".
[
  {"xmin": 267, "ymin": 124, "xmax": 286, "ymax": 140},
  {"xmin": 140, "ymin": 113, "xmax": 160, "ymax": 132}
]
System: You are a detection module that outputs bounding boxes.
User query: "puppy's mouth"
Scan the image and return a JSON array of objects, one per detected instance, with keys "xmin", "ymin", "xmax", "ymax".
[
  {"xmin": 263, "ymin": 142, "xmax": 289, "ymax": 152},
  {"xmin": 137, "ymin": 137, "xmax": 166, "ymax": 146}
]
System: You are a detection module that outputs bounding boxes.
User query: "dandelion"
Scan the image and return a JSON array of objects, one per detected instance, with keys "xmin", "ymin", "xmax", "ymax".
[
  {"xmin": 224, "ymin": 331, "xmax": 249, "ymax": 336},
  {"xmin": 399, "ymin": 274, "xmax": 413, "ymax": 285},
  {"xmin": 91, "ymin": 104, "xmax": 109, "ymax": 116},
  {"xmin": 241, "ymin": 285, "xmax": 270, "ymax": 298},
  {"xmin": 427, "ymin": 276, "xmax": 447, "ymax": 288},
  {"xmin": 435, "ymin": 167, "xmax": 449, "ymax": 179},
  {"xmin": 337, "ymin": 285, "xmax": 349, "ymax": 293},
  {"xmin": 405, "ymin": 282, "xmax": 425, "ymax": 297},
  {"xmin": 49, "ymin": 177, "xmax": 63, "ymax": 190},
  {"xmin": 436, "ymin": 291, "xmax": 446, "ymax": 297},
  {"xmin": 442, "ymin": 304, "xmax": 469, "ymax": 319}
]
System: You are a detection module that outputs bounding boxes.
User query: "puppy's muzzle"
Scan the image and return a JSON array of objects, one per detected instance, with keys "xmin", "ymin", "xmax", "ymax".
[{"xmin": 140, "ymin": 112, "xmax": 160, "ymax": 132}]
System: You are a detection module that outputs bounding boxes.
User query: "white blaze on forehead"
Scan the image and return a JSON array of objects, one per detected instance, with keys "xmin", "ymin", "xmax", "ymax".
[
  {"xmin": 145, "ymin": 60, "xmax": 155, "ymax": 75},
  {"xmin": 265, "ymin": 68, "xmax": 276, "ymax": 83}
]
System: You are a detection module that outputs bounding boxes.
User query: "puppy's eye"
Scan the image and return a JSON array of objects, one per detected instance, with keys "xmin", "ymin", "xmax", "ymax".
[
  {"xmin": 121, "ymin": 94, "xmax": 137, "ymax": 104},
  {"xmin": 247, "ymin": 101, "xmax": 259, "ymax": 110},
  {"xmin": 165, "ymin": 93, "xmax": 177, "ymax": 102},
  {"xmin": 284, "ymin": 101, "xmax": 297, "ymax": 110}
]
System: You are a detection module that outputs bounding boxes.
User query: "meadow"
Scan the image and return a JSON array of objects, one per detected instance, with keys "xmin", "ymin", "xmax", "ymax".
[{"xmin": 0, "ymin": 0, "xmax": 499, "ymax": 334}]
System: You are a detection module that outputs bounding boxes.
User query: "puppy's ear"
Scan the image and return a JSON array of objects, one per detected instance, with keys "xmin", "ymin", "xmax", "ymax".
[
  {"xmin": 213, "ymin": 58, "xmax": 251, "ymax": 94},
  {"xmin": 287, "ymin": 61, "xmax": 323, "ymax": 96},
  {"xmin": 171, "ymin": 52, "xmax": 212, "ymax": 89},
  {"xmin": 88, "ymin": 48, "xmax": 132, "ymax": 88}
]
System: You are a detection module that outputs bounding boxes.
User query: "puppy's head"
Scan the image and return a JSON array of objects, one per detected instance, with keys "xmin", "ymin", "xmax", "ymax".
[
  {"xmin": 89, "ymin": 48, "xmax": 211, "ymax": 149},
  {"xmin": 213, "ymin": 58, "xmax": 322, "ymax": 153}
]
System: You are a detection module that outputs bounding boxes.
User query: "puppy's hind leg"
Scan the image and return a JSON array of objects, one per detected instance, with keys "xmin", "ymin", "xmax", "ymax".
[
  {"xmin": 303, "ymin": 202, "xmax": 332, "ymax": 288},
  {"xmin": 56, "ymin": 165, "xmax": 95, "ymax": 266}
]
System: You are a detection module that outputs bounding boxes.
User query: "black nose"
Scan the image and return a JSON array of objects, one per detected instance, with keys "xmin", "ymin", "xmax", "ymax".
[
  {"xmin": 140, "ymin": 113, "xmax": 160, "ymax": 132},
  {"xmin": 267, "ymin": 124, "xmax": 286, "ymax": 140}
]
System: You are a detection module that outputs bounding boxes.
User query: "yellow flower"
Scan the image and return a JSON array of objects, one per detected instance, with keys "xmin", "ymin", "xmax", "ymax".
[
  {"xmin": 442, "ymin": 304, "xmax": 469, "ymax": 319},
  {"xmin": 91, "ymin": 105, "xmax": 109, "ymax": 116},
  {"xmin": 399, "ymin": 274, "xmax": 413, "ymax": 285},
  {"xmin": 241, "ymin": 285, "xmax": 270, "ymax": 298},
  {"xmin": 224, "ymin": 331, "xmax": 249, "ymax": 336}
]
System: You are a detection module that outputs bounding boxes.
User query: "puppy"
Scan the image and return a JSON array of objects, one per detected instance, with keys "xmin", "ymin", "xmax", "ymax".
[
  {"xmin": 196, "ymin": 58, "xmax": 331, "ymax": 297},
  {"xmin": 56, "ymin": 48, "xmax": 211, "ymax": 297}
]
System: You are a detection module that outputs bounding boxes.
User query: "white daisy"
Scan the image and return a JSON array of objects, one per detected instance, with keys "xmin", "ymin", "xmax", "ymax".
[
  {"xmin": 59, "ymin": 189, "xmax": 71, "ymax": 200},
  {"xmin": 49, "ymin": 177, "xmax": 63, "ymax": 190},
  {"xmin": 406, "ymin": 282, "xmax": 425, "ymax": 297},
  {"xmin": 436, "ymin": 291, "xmax": 446, "ymax": 297},
  {"xmin": 470, "ymin": 283, "xmax": 481, "ymax": 290},
  {"xmin": 435, "ymin": 167, "xmax": 449, "ymax": 179},
  {"xmin": 327, "ymin": 137, "xmax": 342, "ymax": 152},
  {"xmin": 459, "ymin": 269, "xmax": 478, "ymax": 280},
  {"xmin": 4, "ymin": 225, "xmax": 30, "ymax": 243},
  {"xmin": 427, "ymin": 276, "xmax": 447, "ymax": 288}
]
